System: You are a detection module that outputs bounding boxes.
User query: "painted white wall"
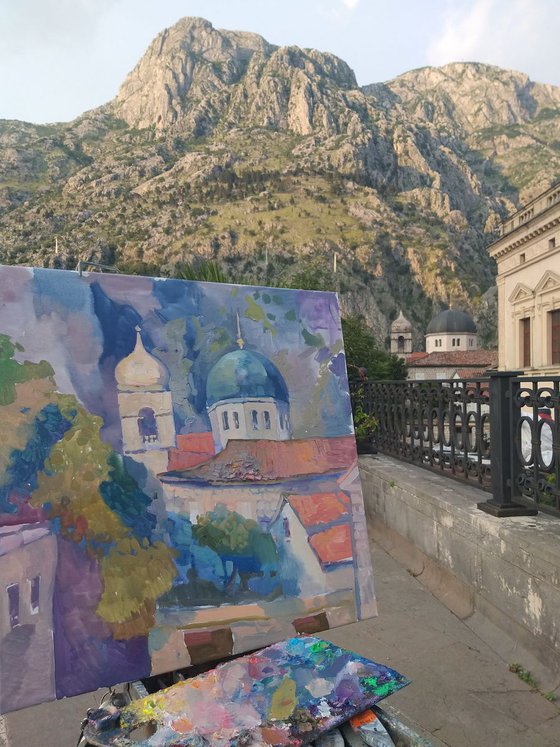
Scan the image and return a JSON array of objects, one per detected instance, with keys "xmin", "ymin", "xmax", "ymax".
[{"xmin": 208, "ymin": 397, "xmax": 291, "ymax": 451}]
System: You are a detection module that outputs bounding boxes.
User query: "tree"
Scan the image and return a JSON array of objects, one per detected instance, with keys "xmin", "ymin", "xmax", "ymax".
[
  {"xmin": 193, "ymin": 505, "xmax": 279, "ymax": 594},
  {"xmin": 342, "ymin": 315, "xmax": 407, "ymax": 381}
]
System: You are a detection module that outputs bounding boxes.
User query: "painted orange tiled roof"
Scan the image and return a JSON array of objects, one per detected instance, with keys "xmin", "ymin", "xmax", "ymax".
[
  {"xmin": 287, "ymin": 492, "xmax": 350, "ymax": 529},
  {"xmin": 161, "ymin": 436, "xmax": 357, "ymax": 483},
  {"xmin": 167, "ymin": 432, "xmax": 216, "ymax": 470},
  {"xmin": 309, "ymin": 525, "xmax": 352, "ymax": 566}
]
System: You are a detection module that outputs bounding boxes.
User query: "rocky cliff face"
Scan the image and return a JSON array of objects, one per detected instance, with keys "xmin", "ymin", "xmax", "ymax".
[{"xmin": 1, "ymin": 17, "xmax": 560, "ymax": 346}]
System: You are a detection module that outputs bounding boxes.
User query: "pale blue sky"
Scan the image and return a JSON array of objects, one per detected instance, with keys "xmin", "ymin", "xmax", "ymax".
[{"xmin": 1, "ymin": 0, "xmax": 558, "ymax": 124}]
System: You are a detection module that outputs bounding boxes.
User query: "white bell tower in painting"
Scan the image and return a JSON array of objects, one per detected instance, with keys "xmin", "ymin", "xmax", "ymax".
[{"xmin": 115, "ymin": 326, "xmax": 176, "ymax": 475}]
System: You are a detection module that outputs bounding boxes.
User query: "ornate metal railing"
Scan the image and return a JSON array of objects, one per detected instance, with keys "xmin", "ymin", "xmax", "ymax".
[{"xmin": 350, "ymin": 372, "xmax": 560, "ymax": 518}]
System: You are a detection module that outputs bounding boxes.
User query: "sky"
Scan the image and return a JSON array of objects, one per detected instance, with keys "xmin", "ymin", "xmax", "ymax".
[{"xmin": 1, "ymin": 0, "xmax": 558, "ymax": 124}]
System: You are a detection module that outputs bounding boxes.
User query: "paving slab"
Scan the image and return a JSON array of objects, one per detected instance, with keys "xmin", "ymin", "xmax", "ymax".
[{"xmin": 324, "ymin": 542, "xmax": 560, "ymax": 747}]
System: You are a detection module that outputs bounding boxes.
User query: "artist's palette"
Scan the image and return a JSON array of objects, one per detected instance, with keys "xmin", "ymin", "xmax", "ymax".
[{"xmin": 83, "ymin": 637, "xmax": 409, "ymax": 747}]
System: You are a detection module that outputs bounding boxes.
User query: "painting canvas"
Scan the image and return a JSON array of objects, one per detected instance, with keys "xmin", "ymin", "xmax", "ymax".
[
  {"xmin": 0, "ymin": 265, "xmax": 376, "ymax": 714},
  {"xmin": 83, "ymin": 637, "xmax": 408, "ymax": 747}
]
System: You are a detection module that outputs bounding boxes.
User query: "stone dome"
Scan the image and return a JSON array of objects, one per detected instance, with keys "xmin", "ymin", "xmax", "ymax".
[
  {"xmin": 391, "ymin": 310, "xmax": 412, "ymax": 333},
  {"xmin": 115, "ymin": 328, "xmax": 168, "ymax": 389},
  {"xmin": 206, "ymin": 349, "xmax": 289, "ymax": 407},
  {"xmin": 426, "ymin": 309, "xmax": 477, "ymax": 334}
]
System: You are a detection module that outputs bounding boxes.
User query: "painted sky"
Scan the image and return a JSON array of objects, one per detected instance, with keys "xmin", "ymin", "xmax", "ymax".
[
  {"xmin": 1, "ymin": 0, "xmax": 558, "ymax": 123},
  {"xmin": 0, "ymin": 266, "xmax": 352, "ymax": 447}
]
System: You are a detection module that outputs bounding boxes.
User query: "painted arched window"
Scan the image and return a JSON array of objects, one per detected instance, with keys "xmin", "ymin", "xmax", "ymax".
[
  {"xmin": 263, "ymin": 411, "xmax": 271, "ymax": 430},
  {"xmin": 222, "ymin": 411, "xmax": 230, "ymax": 431},
  {"xmin": 233, "ymin": 411, "xmax": 240, "ymax": 429},
  {"xmin": 138, "ymin": 407, "xmax": 158, "ymax": 444},
  {"xmin": 252, "ymin": 410, "xmax": 259, "ymax": 430}
]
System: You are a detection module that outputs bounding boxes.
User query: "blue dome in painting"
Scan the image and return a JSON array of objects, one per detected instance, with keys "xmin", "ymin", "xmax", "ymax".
[{"xmin": 206, "ymin": 349, "xmax": 289, "ymax": 407}]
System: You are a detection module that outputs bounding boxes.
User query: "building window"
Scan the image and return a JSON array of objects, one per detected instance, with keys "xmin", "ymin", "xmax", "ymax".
[
  {"xmin": 232, "ymin": 411, "xmax": 239, "ymax": 429},
  {"xmin": 551, "ymin": 309, "xmax": 560, "ymax": 365},
  {"xmin": 452, "ymin": 338, "xmax": 456, "ymax": 347},
  {"xmin": 521, "ymin": 317, "xmax": 531, "ymax": 368},
  {"xmin": 519, "ymin": 253, "xmax": 526, "ymax": 264},
  {"xmin": 469, "ymin": 338, "xmax": 473, "ymax": 347},
  {"xmin": 252, "ymin": 410, "xmax": 259, "ymax": 430},
  {"xmin": 222, "ymin": 411, "xmax": 229, "ymax": 430},
  {"xmin": 30, "ymin": 576, "xmax": 40, "ymax": 614},
  {"xmin": 7, "ymin": 583, "xmax": 20, "ymax": 629},
  {"xmin": 549, "ymin": 237, "xmax": 556, "ymax": 250},
  {"xmin": 397, "ymin": 335, "xmax": 405, "ymax": 353},
  {"xmin": 137, "ymin": 407, "xmax": 158, "ymax": 444},
  {"xmin": 263, "ymin": 411, "xmax": 271, "ymax": 430}
]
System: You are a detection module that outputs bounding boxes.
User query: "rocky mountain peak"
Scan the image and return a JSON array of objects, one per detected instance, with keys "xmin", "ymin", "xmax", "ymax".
[
  {"xmin": 375, "ymin": 61, "xmax": 560, "ymax": 134},
  {"xmin": 112, "ymin": 16, "xmax": 357, "ymax": 136}
]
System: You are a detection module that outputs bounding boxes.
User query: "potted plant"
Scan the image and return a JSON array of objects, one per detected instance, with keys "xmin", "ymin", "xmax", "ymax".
[{"xmin": 352, "ymin": 389, "xmax": 378, "ymax": 455}]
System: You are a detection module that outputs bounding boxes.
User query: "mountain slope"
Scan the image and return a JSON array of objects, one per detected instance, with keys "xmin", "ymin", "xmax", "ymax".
[{"xmin": 1, "ymin": 18, "xmax": 559, "ymax": 347}]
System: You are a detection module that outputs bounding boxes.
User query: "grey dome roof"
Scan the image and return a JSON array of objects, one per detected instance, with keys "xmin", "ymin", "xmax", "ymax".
[
  {"xmin": 206, "ymin": 349, "xmax": 289, "ymax": 407},
  {"xmin": 426, "ymin": 309, "xmax": 477, "ymax": 334}
]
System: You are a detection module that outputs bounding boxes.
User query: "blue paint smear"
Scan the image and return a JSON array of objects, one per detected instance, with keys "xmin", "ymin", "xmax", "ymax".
[{"xmin": 0, "ymin": 403, "xmax": 73, "ymax": 513}]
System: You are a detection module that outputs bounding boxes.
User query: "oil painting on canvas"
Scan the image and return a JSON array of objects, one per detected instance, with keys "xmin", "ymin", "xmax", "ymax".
[{"xmin": 0, "ymin": 265, "xmax": 376, "ymax": 713}]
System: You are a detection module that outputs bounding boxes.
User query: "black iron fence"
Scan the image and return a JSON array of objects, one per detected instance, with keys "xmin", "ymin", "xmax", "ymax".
[{"xmin": 350, "ymin": 372, "xmax": 560, "ymax": 518}]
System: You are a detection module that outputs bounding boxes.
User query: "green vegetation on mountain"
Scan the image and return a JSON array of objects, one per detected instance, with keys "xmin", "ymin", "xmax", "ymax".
[{"xmin": 2, "ymin": 18, "xmax": 560, "ymax": 347}]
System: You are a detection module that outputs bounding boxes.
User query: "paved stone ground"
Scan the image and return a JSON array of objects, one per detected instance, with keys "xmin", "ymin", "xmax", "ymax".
[
  {"xmin": 3, "ymin": 542, "xmax": 560, "ymax": 746},
  {"xmin": 324, "ymin": 542, "xmax": 560, "ymax": 747}
]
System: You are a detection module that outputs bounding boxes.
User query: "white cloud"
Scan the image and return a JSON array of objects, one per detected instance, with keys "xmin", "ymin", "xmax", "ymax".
[
  {"xmin": 427, "ymin": 0, "xmax": 560, "ymax": 83},
  {"xmin": 341, "ymin": 0, "xmax": 361, "ymax": 10},
  {"xmin": 0, "ymin": 0, "xmax": 118, "ymax": 53}
]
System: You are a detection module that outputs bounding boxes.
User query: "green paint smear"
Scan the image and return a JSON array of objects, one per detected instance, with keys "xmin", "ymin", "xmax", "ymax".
[
  {"xmin": 272, "ymin": 295, "xmax": 283, "ymax": 305},
  {"xmin": 285, "ymin": 309, "xmax": 297, "ymax": 321},
  {"xmin": 245, "ymin": 295, "xmax": 265, "ymax": 322},
  {"xmin": 302, "ymin": 328, "xmax": 325, "ymax": 347},
  {"xmin": 267, "ymin": 313, "xmax": 276, "ymax": 321},
  {"xmin": 262, "ymin": 293, "xmax": 271, "ymax": 304}
]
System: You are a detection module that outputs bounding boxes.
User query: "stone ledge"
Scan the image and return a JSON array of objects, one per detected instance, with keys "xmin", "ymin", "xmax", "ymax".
[{"xmin": 359, "ymin": 454, "xmax": 560, "ymax": 690}]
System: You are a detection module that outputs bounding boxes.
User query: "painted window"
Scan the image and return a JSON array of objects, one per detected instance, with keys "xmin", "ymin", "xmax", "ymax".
[
  {"xmin": 30, "ymin": 575, "xmax": 40, "ymax": 614},
  {"xmin": 283, "ymin": 516, "xmax": 291, "ymax": 538},
  {"xmin": 7, "ymin": 583, "xmax": 20, "ymax": 629},
  {"xmin": 137, "ymin": 407, "xmax": 158, "ymax": 443},
  {"xmin": 233, "ymin": 411, "xmax": 240, "ymax": 429},
  {"xmin": 263, "ymin": 411, "xmax": 271, "ymax": 430},
  {"xmin": 222, "ymin": 411, "xmax": 230, "ymax": 430},
  {"xmin": 279, "ymin": 413, "xmax": 284, "ymax": 429},
  {"xmin": 252, "ymin": 410, "xmax": 259, "ymax": 430}
]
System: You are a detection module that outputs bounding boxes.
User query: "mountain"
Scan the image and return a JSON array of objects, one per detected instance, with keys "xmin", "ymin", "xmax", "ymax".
[{"xmin": 2, "ymin": 17, "xmax": 560, "ymax": 347}]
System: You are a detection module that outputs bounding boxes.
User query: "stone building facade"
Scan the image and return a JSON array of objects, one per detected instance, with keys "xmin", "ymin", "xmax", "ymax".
[{"xmin": 489, "ymin": 183, "xmax": 560, "ymax": 374}]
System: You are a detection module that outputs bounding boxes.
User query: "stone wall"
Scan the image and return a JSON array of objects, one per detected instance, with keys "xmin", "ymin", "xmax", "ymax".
[{"xmin": 359, "ymin": 454, "xmax": 560, "ymax": 688}]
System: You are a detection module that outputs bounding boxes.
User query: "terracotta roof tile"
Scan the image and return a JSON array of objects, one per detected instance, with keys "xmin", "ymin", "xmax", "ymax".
[
  {"xmin": 309, "ymin": 525, "xmax": 353, "ymax": 566},
  {"xmin": 287, "ymin": 492, "xmax": 350, "ymax": 529},
  {"xmin": 407, "ymin": 350, "xmax": 498, "ymax": 367},
  {"xmin": 161, "ymin": 436, "xmax": 357, "ymax": 483}
]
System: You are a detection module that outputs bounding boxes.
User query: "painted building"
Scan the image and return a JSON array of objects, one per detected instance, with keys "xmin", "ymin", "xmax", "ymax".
[
  {"xmin": 0, "ymin": 524, "xmax": 57, "ymax": 713},
  {"xmin": 488, "ymin": 182, "xmax": 560, "ymax": 374},
  {"xmin": 206, "ymin": 348, "xmax": 292, "ymax": 452},
  {"xmin": 270, "ymin": 492, "xmax": 354, "ymax": 598},
  {"xmin": 115, "ymin": 326, "xmax": 176, "ymax": 475}
]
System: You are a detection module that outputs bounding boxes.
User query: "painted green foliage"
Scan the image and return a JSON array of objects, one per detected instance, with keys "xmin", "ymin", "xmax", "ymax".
[{"xmin": 0, "ymin": 335, "xmax": 177, "ymax": 638}]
